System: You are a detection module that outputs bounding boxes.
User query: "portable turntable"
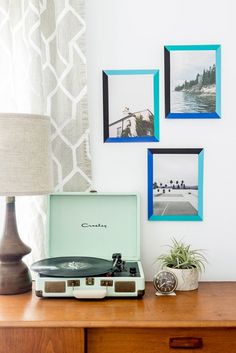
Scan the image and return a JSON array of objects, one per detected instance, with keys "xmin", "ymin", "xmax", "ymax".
[{"xmin": 32, "ymin": 192, "xmax": 145, "ymax": 299}]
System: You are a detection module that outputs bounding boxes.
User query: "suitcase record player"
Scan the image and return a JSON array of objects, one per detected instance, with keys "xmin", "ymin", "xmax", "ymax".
[{"xmin": 32, "ymin": 192, "xmax": 145, "ymax": 299}]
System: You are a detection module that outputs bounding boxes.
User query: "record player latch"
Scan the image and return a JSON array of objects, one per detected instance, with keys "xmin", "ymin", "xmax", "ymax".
[
  {"xmin": 67, "ymin": 280, "xmax": 80, "ymax": 287},
  {"xmin": 86, "ymin": 277, "xmax": 95, "ymax": 286},
  {"xmin": 101, "ymin": 280, "xmax": 113, "ymax": 287}
]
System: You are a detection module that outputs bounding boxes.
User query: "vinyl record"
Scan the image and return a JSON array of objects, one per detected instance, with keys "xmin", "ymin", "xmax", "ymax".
[{"xmin": 31, "ymin": 256, "xmax": 113, "ymax": 277}]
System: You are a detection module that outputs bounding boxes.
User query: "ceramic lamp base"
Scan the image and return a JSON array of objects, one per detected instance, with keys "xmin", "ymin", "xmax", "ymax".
[
  {"xmin": 0, "ymin": 197, "xmax": 32, "ymax": 295},
  {"xmin": 0, "ymin": 261, "xmax": 32, "ymax": 294}
]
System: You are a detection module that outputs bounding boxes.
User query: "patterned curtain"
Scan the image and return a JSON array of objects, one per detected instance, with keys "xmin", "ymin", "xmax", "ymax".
[{"xmin": 0, "ymin": 0, "xmax": 91, "ymax": 263}]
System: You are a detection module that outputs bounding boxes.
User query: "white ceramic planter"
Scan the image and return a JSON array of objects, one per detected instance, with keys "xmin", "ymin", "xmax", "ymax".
[{"xmin": 167, "ymin": 267, "xmax": 199, "ymax": 291}]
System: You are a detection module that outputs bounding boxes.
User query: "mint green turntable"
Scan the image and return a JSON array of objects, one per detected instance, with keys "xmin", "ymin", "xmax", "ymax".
[{"xmin": 33, "ymin": 192, "xmax": 145, "ymax": 298}]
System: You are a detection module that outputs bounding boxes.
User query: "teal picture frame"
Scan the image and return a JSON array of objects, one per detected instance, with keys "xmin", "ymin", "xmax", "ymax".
[
  {"xmin": 103, "ymin": 69, "xmax": 159, "ymax": 142},
  {"xmin": 165, "ymin": 45, "xmax": 221, "ymax": 119},
  {"xmin": 148, "ymin": 148, "xmax": 204, "ymax": 221}
]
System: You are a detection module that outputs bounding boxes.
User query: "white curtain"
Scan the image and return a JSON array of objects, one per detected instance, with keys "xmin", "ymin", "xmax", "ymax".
[{"xmin": 0, "ymin": 0, "xmax": 91, "ymax": 264}]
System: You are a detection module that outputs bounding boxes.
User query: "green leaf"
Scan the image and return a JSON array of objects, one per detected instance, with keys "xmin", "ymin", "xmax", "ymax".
[{"xmin": 155, "ymin": 238, "xmax": 207, "ymax": 273}]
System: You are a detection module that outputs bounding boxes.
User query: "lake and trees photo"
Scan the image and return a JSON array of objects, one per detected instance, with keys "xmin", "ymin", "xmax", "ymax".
[
  {"xmin": 170, "ymin": 49, "xmax": 216, "ymax": 114},
  {"xmin": 164, "ymin": 45, "xmax": 221, "ymax": 118}
]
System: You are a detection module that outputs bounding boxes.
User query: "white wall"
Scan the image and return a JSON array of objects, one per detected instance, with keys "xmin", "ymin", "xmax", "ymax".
[{"xmin": 86, "ymin": 0, "xmax": 236, "ymax": 281}]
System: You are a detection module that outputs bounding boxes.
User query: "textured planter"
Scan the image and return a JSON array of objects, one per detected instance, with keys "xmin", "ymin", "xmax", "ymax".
[{"xmin": 167, "ymin": 267, "xmax": 199, "ymax": 291}]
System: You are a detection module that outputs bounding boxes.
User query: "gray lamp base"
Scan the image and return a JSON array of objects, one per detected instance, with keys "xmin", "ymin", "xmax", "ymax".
[
  {"xmin": 0, "ymin": 261, "xmax": 32, "ymax": 295},
  {"xmin": 0, "ymin": 197, "xmax": 32, "ymax": 295}
]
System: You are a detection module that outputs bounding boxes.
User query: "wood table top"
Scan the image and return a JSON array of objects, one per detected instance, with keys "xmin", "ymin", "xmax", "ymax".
[{"xmin": 0, "ymin": 282, "xmax": 236, "ymax": 328}]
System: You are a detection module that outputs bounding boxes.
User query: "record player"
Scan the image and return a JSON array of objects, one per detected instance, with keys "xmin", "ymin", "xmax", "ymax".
[{"xmin": 32, "ymin": 192, "xmax": 145, "ymax": 299}]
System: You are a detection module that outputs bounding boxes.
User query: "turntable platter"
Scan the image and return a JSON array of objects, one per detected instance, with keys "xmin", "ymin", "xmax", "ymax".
[{"xmin": 31, "ymin": 256, "xmax": 113, "ymax": 277}]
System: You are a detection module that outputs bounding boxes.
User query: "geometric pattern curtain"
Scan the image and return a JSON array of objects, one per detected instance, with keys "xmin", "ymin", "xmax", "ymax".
[
  {"xmin": 41, "ymin": 0, "xmax": 91, "ymax": 191},
  {"xmin": 0, "ymin": 0, "xmax": 91, "ymax": 263}
]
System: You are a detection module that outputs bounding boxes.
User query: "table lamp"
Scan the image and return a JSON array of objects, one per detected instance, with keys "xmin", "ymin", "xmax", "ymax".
[{"xmin": 0, "ymin": 113, "xmax": 53, "ymax": 294}]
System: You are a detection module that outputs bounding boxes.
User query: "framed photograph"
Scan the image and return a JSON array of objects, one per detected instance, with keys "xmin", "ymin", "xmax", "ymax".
[
  {"xmin": 147, "ymin": 148, "xmax": 204, "ymax": 221},
  {"xmin": 164, "ymin": 45, "xmax": 221, "ymax": 119},
  {"xmin": 103, "ymin": 69, "xmax": 159, "ymax": 142}
]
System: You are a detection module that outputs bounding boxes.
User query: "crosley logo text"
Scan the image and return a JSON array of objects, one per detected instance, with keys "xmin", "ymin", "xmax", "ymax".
[{"xmin": 81, "ymin": 223, "xmax": 107, "ymax": 229}]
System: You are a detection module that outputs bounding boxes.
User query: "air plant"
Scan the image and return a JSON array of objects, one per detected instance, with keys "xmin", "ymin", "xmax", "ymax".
[{"xmin": 157, "ymin": 238, "xmax": 207, "ymax": 273}]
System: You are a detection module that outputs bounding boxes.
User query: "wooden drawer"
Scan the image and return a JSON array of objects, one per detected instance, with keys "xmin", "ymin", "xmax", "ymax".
[
  {"xmin": 87, "ymin": 327, "xmax": 236, "ymax": 353},
  {"xmin": 0, "ymin": 328, "xmax": 84, "ymax": 353}
]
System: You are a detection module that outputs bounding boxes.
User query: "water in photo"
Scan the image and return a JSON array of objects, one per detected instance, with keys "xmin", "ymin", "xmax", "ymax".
[{"xmin": 170, "ymin": 50, "xmax": 216, "ymax": 113}]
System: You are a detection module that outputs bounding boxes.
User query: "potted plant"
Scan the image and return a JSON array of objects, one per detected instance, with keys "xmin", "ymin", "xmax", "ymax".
[{"xmin": 156, "ymin": 239, "xmax": 207, "ymax": 291}]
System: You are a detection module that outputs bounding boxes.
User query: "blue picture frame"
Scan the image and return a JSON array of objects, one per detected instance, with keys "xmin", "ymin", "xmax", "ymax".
[
  {"xmin": 148, "ymin": 148, "xmax": 204, "ymax": 221},
  {"xmin": 164, "ymin": 45, "xmax": 221, "ymax": 119},
  {"xmin": 103, "ymin": 69, "xmax": 159, "ymax": 142}
]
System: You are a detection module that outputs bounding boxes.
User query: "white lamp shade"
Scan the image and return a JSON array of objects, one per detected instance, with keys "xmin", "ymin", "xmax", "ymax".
[{"xmin": 0, "ymin": 113, "xmax": 53, "ymax": 196}]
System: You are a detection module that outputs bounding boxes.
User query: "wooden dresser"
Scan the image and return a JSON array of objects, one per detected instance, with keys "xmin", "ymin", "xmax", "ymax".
[{"xmin": 0, "ymin": 282, "xmax": 236, "ymax": 353}]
